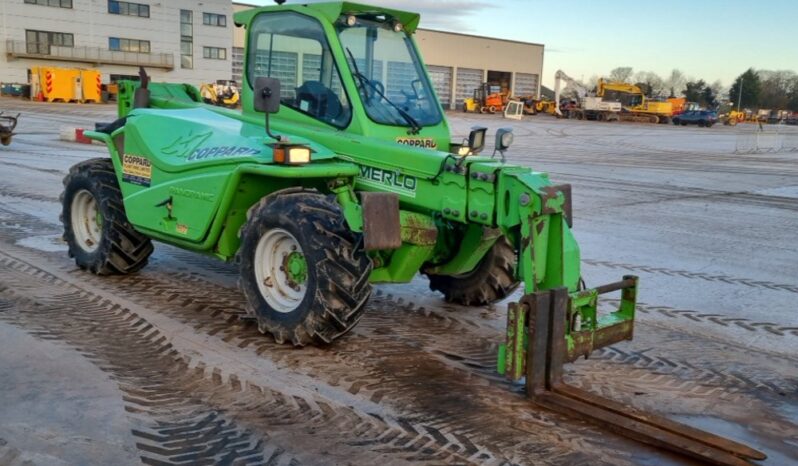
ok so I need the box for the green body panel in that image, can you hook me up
[424,225,499,276]
[370,210,437,282]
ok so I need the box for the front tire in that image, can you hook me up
[61,158,153,275]
[427,236,520,306]
[238,190,372,346]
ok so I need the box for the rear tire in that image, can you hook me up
[238,190,372,346]
[61,158,153,275]
[427,236,519,306]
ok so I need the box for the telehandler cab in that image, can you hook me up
[61,2,764,464]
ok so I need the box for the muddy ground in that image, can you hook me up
[0,97,796,466]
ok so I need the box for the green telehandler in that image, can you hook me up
[60,2,764,464]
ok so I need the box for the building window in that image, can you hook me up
[108,1,149,18]
[109,37,150,53]
[202,12,226,27]
[24,0,73,8]
[203,47,226,60]
[231,47,244,83]
[25,30,74,54]
[180,9,193,69]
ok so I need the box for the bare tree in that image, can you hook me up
[709,80,726,102]
[608,67,634,83]
[758,70,796,109]
[665,69,686,98]
[634,71,666,97]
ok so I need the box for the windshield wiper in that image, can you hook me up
[345,47,422,134]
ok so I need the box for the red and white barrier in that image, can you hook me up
[59,126,104,145]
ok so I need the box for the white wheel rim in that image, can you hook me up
[70,189,102,253]
[254,228,307,313]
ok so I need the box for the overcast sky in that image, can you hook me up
[244,0,798,89]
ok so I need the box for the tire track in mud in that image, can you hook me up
[2,200,794,395]
[2,214,795,463]
[586,259,798,296]
[0,242,631,466]
[0,286,276,465]
[550,174,798,213]
[0,437,33,466]
[0,186,59,203]
[12,243,795,463]
[0,251,507,466]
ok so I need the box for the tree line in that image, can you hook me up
[573,67,798,111]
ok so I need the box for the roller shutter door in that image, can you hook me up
[253,50,298,99]
[456,67,483,108]
[427,65,452,108]
[386,61,415,101]
[514,73,539,97]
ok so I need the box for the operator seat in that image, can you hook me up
[295,81,342,123]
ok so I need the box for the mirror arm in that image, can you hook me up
[265,112,281,142]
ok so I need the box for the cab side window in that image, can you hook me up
[248,12,351,128]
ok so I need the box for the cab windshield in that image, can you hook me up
[337,18,442,129]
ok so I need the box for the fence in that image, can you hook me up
[735,124,798,154]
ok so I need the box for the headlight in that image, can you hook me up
[495,128,513,151]
[273,145,312,165]
[468,126,487,154]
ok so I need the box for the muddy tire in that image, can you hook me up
[427,236,520,306]
[238,190,372,346]
[61,158,153,275]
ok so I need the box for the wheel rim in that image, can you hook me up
[70,189,102,253]
[254,228,308,313]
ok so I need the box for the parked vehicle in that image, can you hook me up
[0,112,19,145]
[673,110,718,127]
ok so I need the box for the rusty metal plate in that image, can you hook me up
[361,192,402,251]
[540,184,573,227]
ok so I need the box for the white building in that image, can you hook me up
[0,0,233,85]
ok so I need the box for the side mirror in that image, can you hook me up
[254,77,281,113]
[254,77,282,141]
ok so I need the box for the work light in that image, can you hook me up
[495,128,514,151]
[345,15,357,27]
[467,126,487,154]
[393,22,404,33]
[273,145,312,165]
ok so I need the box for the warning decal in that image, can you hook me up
[122,154,152,187]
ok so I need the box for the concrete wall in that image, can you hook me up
[414,29,543,79]
[0,0,232,86]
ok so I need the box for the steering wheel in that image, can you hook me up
[371,80,385,99]
[354,73,385,104]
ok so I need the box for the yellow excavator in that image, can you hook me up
[200,80,241,108]
[596,79,673,124]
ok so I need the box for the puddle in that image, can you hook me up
[673,414,797,465]
[16,234,67,253]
